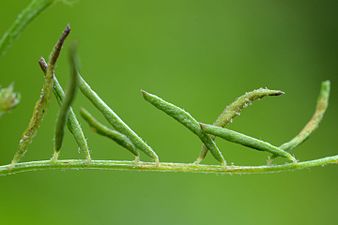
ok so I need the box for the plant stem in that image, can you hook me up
[0,155,337,176]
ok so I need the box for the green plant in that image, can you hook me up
[0,0,337,177]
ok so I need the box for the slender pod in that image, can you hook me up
[0,0,56,56]
[52,44,79,160]
[80,108,139,158]
[141,90,226,165]
[11,26,70,166]
[200,123,297,163]
[39,58,91,160]
[78,76,159,162]
[278,81,330,153]
[199,88,284,162]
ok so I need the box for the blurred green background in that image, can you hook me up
[0,0,337,224]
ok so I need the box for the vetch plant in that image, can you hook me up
[0,1,337,176]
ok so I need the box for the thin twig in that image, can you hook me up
[2,155,337,176]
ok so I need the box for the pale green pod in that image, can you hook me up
[39,57,91,161]
[199,88,284,162]
[11,26,70,166]
[200,123,297,163]
[0,0,56,56]
[78,76,159,162]
[141,90,226,165]
[52,44,79,160]
[80,108,139,157]
[278,81,330,153]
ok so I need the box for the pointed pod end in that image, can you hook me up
[270,90,285,96]
[140,89,151,100]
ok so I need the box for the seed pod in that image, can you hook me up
[52,43,79,160]
[39,57,91,161]
[11,25,70,166]
[200,123,297,163]
[78,76,159,163]
[0,0,56,56]
[199,88,284,162]
[279,81,330,152]
[141,90,226,165]
[80,108,138,158]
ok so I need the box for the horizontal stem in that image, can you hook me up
[1,155,337,176]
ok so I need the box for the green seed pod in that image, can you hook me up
[199,88,284,162]
[80,108,139,158]
[141,90,226,165]
[0,0,56,56]
[52,43,79,160]
[39,57,91,161]
[200,123,297,163]
[279,81,330,152]
[78,76,159,163]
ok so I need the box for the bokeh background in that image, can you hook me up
[0,0,337,224]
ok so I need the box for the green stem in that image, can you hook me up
[0,0,56,56]
[0,155,337,176]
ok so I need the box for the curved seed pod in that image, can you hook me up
[0,84,20,117]
[78,76,159,163]
[80,108,139,158]
[199,88,284,162]
[200,123,297,163]
[142,90,226,165]
[52,43,79,160]
[279,81,330,153]
[39,57,91,161]
[11,25,70,166]
[0,0,56,56]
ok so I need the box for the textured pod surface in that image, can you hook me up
[279,81,330,152]
[142,90,226,165]
[11,26,70,165]
[53,44,79,157]
[39,58,91,160]
[79,76,159,162]
[80,108,138,157]
[199,88,284,161]
[200,123,297,162]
